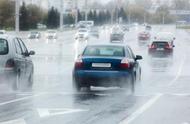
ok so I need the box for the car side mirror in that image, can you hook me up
[29,50,35,56]
[135,55,143,61]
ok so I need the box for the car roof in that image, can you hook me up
[151,40,170,43]
[0,34,14,40]
[0,35,17,46]
[86,43,128,48]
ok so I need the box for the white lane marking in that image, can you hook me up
[119,94,163,124]
[182,122,189,124]
[37,108,88,118]
[168,54,186,86]
[0,93,44,106]
[119,54,186,124]
[167,93,190,96]
[0,118,26,124]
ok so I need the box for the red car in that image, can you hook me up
[138,31,151,41]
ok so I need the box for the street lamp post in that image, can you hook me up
[15,0,20,33]
[85,0,88,21]
[162,14,165,24]
[60,0,64,30]
[128,9,131,25]
[111,10,114,24]
[75,0,78,25]
[144,13,146,24]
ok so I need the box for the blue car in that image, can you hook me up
[72,44,142,92]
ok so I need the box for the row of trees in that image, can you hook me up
[19,3,113,30]
[0,0,14,29]
[0,0,190,30]
[19,3,45,30]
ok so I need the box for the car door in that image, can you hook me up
[13,38,26,79]
[17,38,33,79]
[127,47,140,80]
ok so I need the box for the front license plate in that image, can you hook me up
[92,63,111,68]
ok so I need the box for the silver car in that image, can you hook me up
[0,35,35,90]
[28,31,41,39]
[46,30,57,39]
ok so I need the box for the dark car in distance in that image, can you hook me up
[148,40,175,57]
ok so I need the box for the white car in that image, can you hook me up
[46,30,57,39]
[0,35,35,90]
[28,31,41,39]
[75,29,89,41]
[0,30,6,35]
[110,26,125,42]
[89,28,99,38]
[111,26,124,34]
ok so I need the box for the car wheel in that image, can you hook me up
[138,69,142,82]
[27,72,34,90]
[72,77,82,92]
[13,71,20,91]
[127,74,135,94]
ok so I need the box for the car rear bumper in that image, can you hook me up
[111,37,123,41]
[73,70,131,86]
[148,49,173,57]
[78,37,87,40]
[138,37,149,40]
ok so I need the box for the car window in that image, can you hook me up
[83,46,125,57]
[18,38,28,53]
[79,30,87,32]
[14,38,22,55]
[0,39,8,55]
[152,42,169,48]
[127,47,135,59]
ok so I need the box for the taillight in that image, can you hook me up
[5,59,15,68]
[120,58,130,69]
[75,56,83,69]
[165,43,172,49]
[149,44,156,49]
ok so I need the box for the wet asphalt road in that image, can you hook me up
[0,25,190,124]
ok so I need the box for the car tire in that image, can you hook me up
[27,72,34,91]
[138,69,142,82]
[13,71,20,91]
[127,74,135,94]
[72,77,82,92]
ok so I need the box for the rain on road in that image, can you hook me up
[0,25,190,124]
